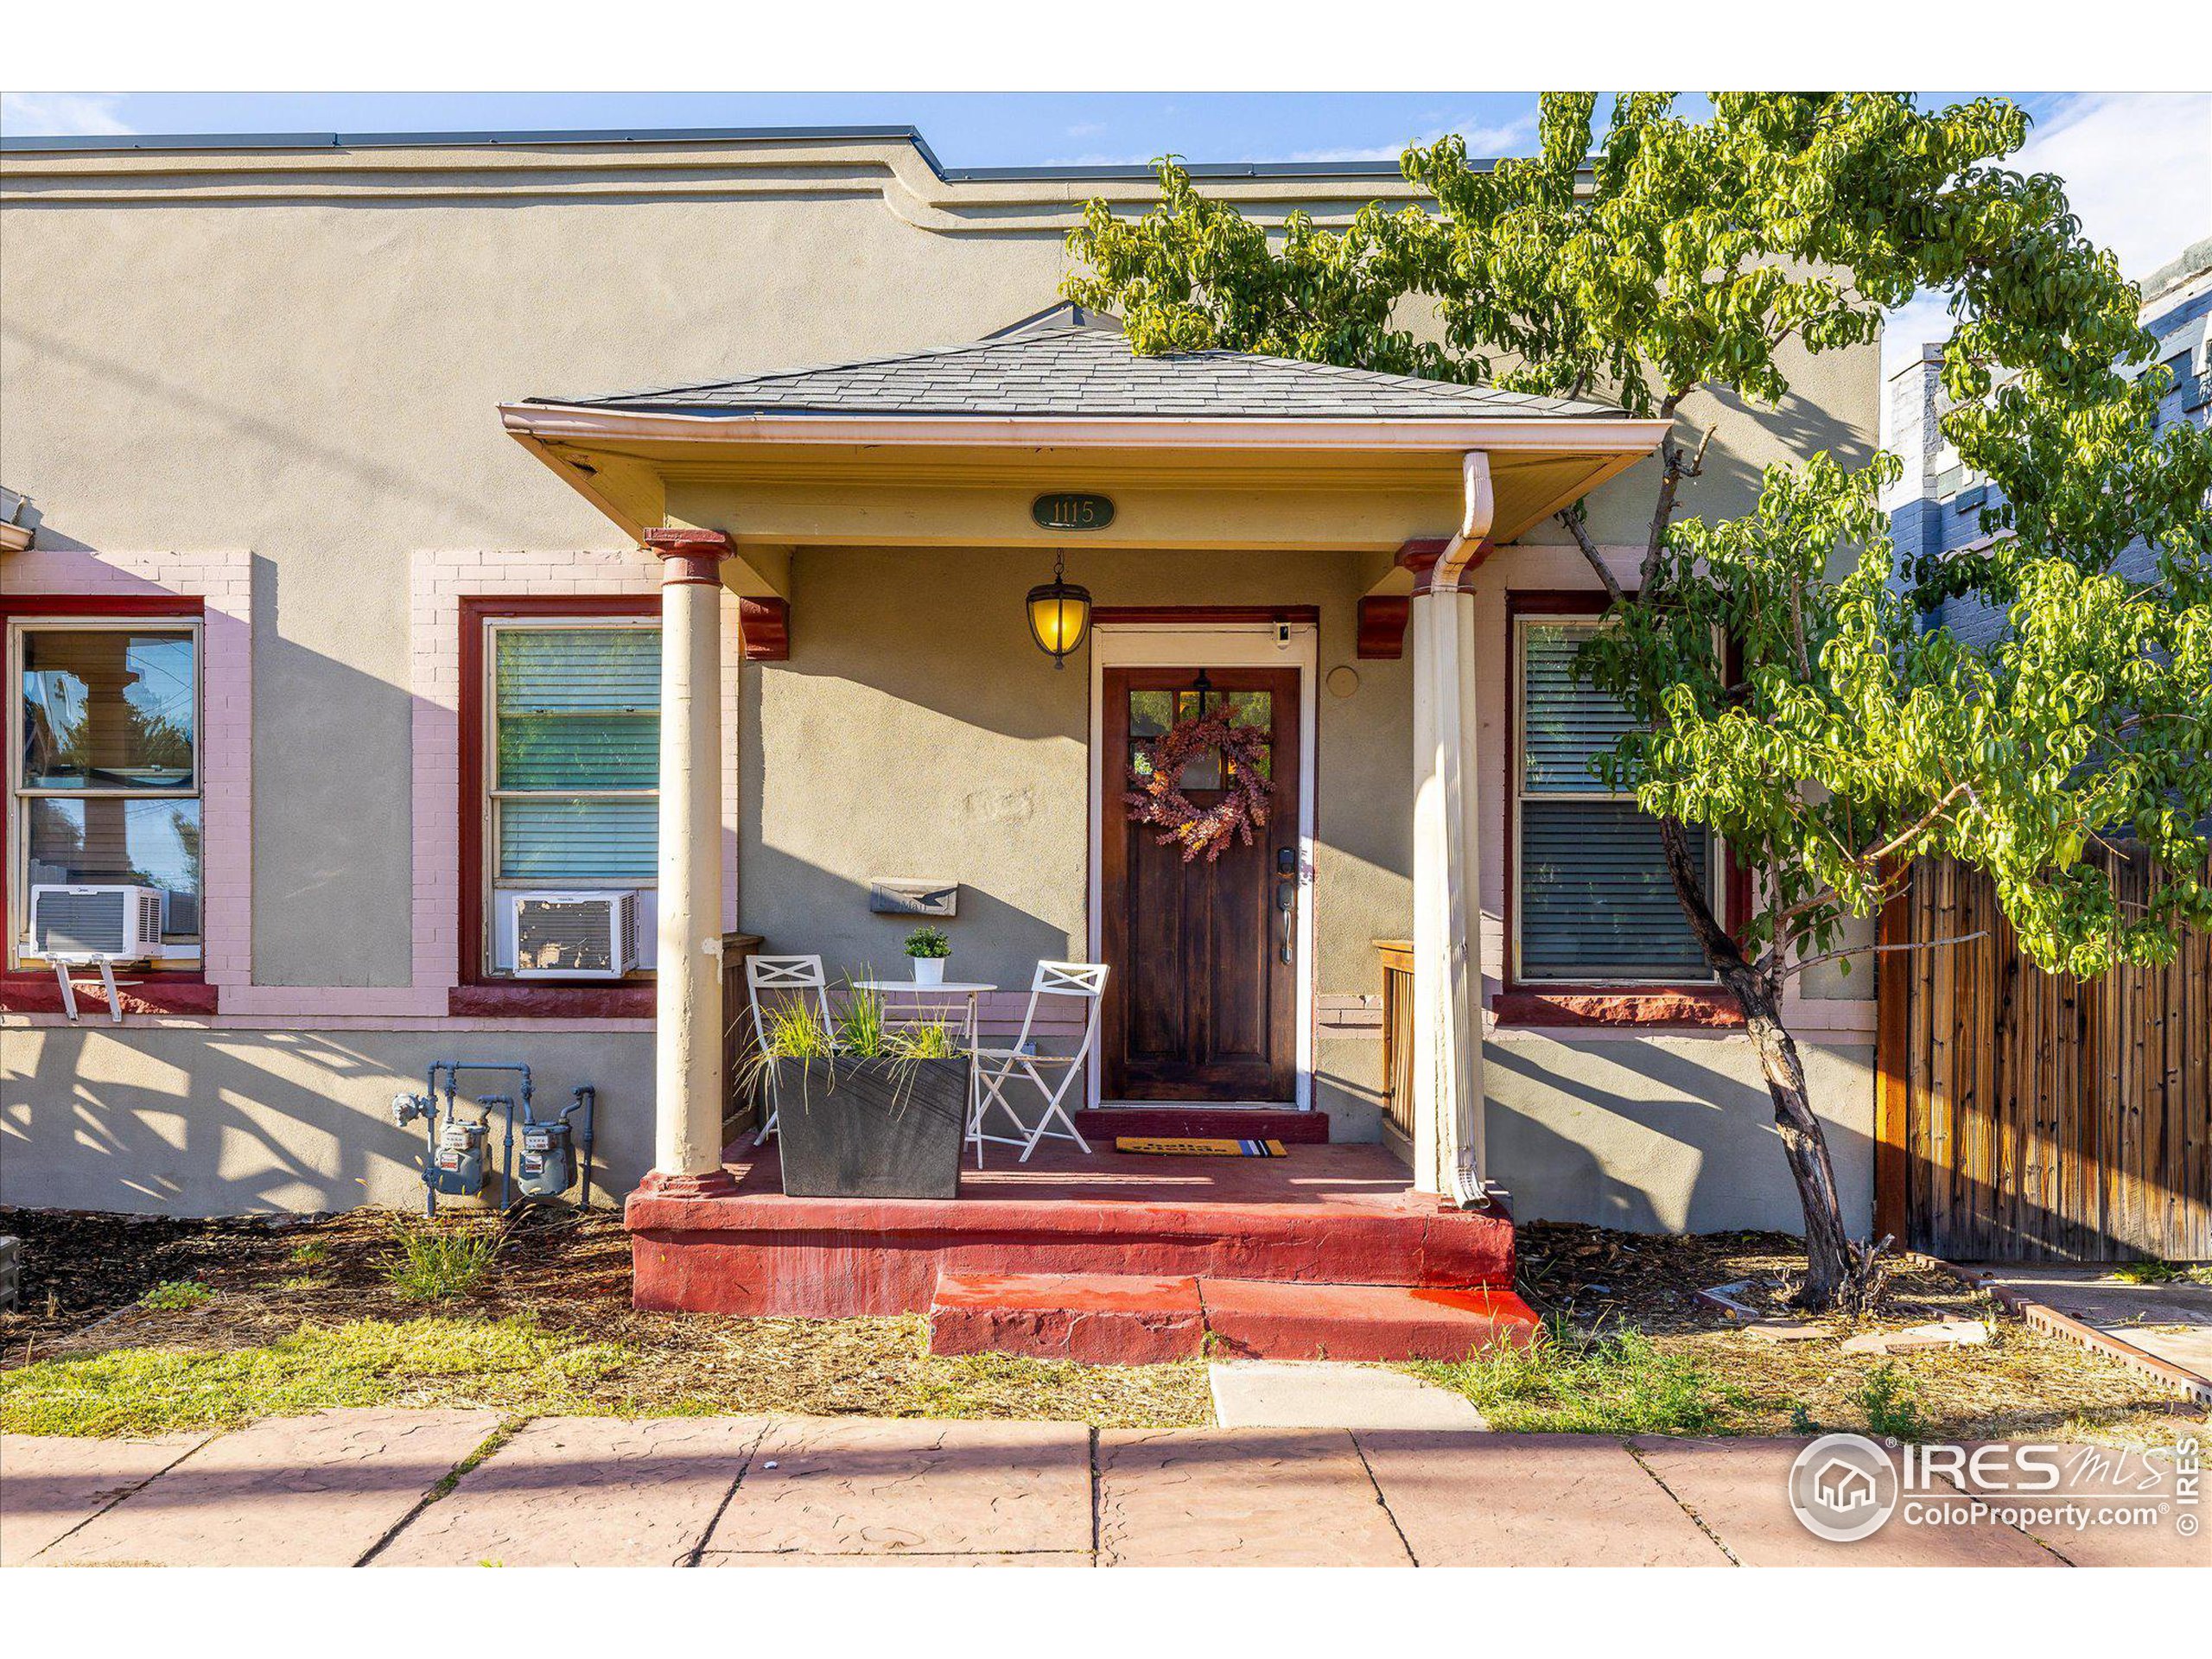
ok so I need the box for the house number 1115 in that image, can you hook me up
[1032,493,1115,531]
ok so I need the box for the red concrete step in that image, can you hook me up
[1071,1108,1331,1145]
[923,1268,1540,1365]
[1198,1279,1541,1363]
[929,1270,1205,1364]
[632,1144,1515,1319]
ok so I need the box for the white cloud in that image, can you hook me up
[0,92,134,137]
[1286,112,1538,166]
[1883,92,2212,376]
[2016,92,2210,280]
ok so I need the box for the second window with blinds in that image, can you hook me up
[1512,612,1716,985]
[485,618,660,975]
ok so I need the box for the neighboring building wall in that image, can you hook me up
[3,132,1878,1230]
[1888,238,2212,647]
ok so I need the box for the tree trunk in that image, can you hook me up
[1656,820,1859,1309]
[1732,973,1855,1308]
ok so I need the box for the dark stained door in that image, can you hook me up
[1103,667,1300,1101]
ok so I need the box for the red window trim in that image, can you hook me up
[458,595,662,1002]
[2,594,213,997]
[1498,589,1746,1029]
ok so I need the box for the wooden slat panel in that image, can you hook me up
[1897,850,2212,1261]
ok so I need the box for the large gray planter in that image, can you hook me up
[771,1056,967,1199]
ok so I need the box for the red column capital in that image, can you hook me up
[644,527,734,586]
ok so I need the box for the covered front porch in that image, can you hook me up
[499,305,1667,1357]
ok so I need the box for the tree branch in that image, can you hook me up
[1555,506,1624,603]
[1782,931,1990,982]
[1639,391,1694,594]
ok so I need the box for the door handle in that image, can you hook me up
[1274,849,1298,965]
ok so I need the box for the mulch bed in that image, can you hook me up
[1513,1221,2202,1446]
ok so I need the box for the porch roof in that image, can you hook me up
[499,305,1669,568]
[528,305,1628,424]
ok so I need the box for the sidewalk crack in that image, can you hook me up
[1623,1440,1739,1566]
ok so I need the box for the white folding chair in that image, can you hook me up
[746,954,836,1145]
[969,961,1109,1164]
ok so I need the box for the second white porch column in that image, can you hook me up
[1409,581,1485,1202]
[642,527,736,1198]
[1408,452,1494,1205]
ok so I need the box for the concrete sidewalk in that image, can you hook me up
[3,1411,2202,1568]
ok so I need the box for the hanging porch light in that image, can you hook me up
[1026,550,1092,669]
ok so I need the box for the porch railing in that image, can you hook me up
[1375,938,1415,1145]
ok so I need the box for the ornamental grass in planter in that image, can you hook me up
[744,982,967,1199]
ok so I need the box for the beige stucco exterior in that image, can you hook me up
[1,131,1879,1230]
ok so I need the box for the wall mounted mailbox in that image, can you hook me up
[869,879,959,918]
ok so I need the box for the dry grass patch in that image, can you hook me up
[0,1205,1210,1436]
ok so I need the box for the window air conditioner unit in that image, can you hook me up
[29,884,166,963]
[508,890,639,979]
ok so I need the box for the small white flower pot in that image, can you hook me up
[911,956,946,987]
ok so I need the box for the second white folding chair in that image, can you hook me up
[745,953,836,1146]
[969,960,1109,1164]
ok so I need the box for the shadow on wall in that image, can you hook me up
[255,552,417,988]
[1484,1034,1877,1236]
[0,1027,653,1217]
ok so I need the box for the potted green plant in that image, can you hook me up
[904,924,950,986]
[745,981,966,1199]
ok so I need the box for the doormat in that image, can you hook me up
[1114,1136,1288,1158]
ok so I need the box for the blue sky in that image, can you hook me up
[6,90,2205,377]
[0,90,2079,168]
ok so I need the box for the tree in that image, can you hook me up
[1065,93,2212,1306]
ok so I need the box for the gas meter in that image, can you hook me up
[429,1116,489,1197]
[515,1119,577,1199]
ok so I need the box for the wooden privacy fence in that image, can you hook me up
[1878,853,2212,1262]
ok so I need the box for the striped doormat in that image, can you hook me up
[1113,1136,1288,1158]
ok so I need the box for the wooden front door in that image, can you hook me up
[1102,666,1301,1101]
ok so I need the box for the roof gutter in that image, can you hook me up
[499,402,1672,456]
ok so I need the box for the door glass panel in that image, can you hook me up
[1128,689,1173,778]
[1128,686,1278,791]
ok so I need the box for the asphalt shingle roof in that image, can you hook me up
[536,312,1625,423]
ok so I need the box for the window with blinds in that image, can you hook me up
[488,620,659,918]
[1515,618,1713,983]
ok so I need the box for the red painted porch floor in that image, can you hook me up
[626,1141,1537,1363]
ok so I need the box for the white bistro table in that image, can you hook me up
[850,979,1014,1164]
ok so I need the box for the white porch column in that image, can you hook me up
[1408,454,1494,1205]
[642,527,737,1198]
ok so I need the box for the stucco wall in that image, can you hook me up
[1487,1033,1875,1234]
[1,134,1883,1233]
[1,1026,652,1215]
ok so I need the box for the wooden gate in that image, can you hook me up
[1878,854,2211,1262]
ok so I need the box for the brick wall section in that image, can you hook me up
[3,544,252,988]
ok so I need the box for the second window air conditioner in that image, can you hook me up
[507,890,639,979]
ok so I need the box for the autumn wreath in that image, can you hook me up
[1125,707,1274,862]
